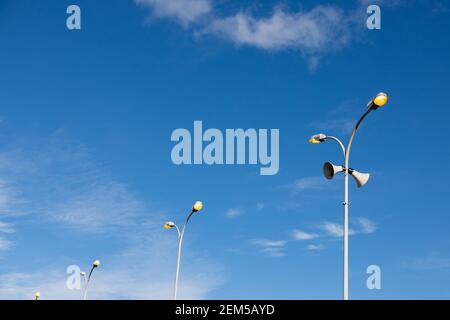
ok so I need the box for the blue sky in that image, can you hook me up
[0,0,450,299]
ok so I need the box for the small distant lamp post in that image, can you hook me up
[164,201,204,300]
[83,259,101,300]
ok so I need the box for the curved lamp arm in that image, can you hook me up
[324,136,346,158]
[344,109,372,169]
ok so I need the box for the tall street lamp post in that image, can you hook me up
[82,259,101,300]
[308,92,389,300]
[164,201,204,300]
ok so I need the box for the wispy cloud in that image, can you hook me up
[0,221,14,234]
[203,6,350,51]
[0,131,223,298]
[320,221,353,238]
[292,229,319,240]
[0,237,13,251]
[431,1,449,14]
[0,133,146,233]
[287,176,329,194]
[0,221,15,252]
[250,239,287,257]
[319,218,376,238]
[406,254,450,271]
[135,0,212,26]
[355,217,376,234]
[225,208,244,219]
[0,224,224,299]
[135,1,403,68]
[310,118,357,135]
[305,244,325,251]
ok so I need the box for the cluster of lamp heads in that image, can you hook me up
[308,92,389,188]
[164,201,203,230]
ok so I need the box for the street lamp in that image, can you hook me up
[164,201,204,300]
[35,291,41,300]
[308,92,389,300]
[82,259,101,300]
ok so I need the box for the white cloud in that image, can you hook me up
[319,218,375,238]
[134,1,406,68]
[310,118,357,135]
[0,134,146,233]
[250,239,287,247]
[135,0,212,26]
[0,132,223,298]
[289,176,328,194]
[0,221,14,234]
[256,203,265,211]
[202,6,351,55]
[320,222,356,238]
[0,233,223,299]
[0,237,13,251]
[407,254,450,271]
[305,244,325,251]
[292,229,319,240]
[250,238,287,257]
[355,217,376,234]
[225,208,244,219]
[259,247,286,257]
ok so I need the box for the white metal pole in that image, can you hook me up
[342,108,372,300]
[343,167,349,300]
[83,267,94,301]
[173,230,184,300]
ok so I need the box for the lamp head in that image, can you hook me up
[308,133,327,144]
[368,92,388,110]
[92,260,100,268]
[35,292,41,300]
[192,201,203,212]
[164,221,175,229]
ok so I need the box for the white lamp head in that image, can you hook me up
[309,133,327,144]
[192,201,203,212]
[164,221,175,229]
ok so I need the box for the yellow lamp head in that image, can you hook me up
[192,201,203,212]
[35,292,41,299]
[164,221,175,229]
[93,260,100,268]
[308,138,321,144]
[373,92,388,107]
[308,133,326,144]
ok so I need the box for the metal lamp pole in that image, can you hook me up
[164,201,203,300]
[83,260,100,300]
[309,93,388,300]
